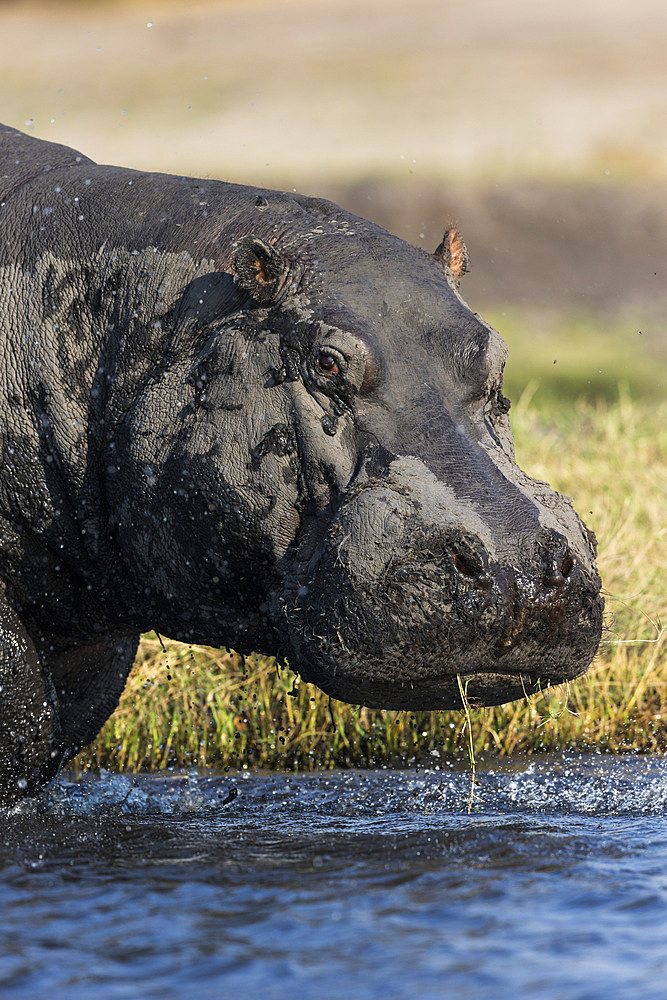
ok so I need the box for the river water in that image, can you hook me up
[2,755,667,999]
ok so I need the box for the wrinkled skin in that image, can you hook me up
[0,125,603,804]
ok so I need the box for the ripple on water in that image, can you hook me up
[2,757,667,1000]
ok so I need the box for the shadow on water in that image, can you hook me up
[3,756,667,1000]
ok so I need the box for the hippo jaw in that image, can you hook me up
[272,456,604,711]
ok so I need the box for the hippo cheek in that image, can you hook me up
[274,471,604,711]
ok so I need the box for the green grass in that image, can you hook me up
[74,374,667,774]
[489,309,665,407]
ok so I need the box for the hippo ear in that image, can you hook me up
[231,236,288,304]
[433,228,469,285]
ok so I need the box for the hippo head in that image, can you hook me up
[111,198,603,710]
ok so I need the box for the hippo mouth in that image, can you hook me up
[277,566,603,711]
[278,586,603,711]
[273,457,604,711]
[307,653,598,713]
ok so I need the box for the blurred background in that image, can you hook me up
[1,0,665,404]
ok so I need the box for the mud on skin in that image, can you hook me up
[0,124,603,804]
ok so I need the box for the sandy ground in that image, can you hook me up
[1,0,665,311]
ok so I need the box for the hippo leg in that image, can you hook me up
[47,636,140,764]
[0,594,61,807]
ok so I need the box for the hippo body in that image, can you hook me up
[0,125,603,803]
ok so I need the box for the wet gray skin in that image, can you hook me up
[0,125,603,802]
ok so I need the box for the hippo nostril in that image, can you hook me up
[448,535,490,584]
[451,550,478,578]
[539,531,575,589]
[543,549,574,589]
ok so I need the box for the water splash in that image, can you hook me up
[8,753,667,820]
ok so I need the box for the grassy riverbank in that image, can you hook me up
[74,320,666,771]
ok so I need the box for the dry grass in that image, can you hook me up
[75,388,666,773]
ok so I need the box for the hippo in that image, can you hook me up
[0,124,603,804]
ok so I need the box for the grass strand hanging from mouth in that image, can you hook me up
[457,674,477,814]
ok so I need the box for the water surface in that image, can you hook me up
[3,755,667,999]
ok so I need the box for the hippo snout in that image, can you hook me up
[275,457,604,710]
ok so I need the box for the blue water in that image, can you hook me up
[3,756,667,999]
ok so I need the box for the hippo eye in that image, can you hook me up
[316,351,340,376]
